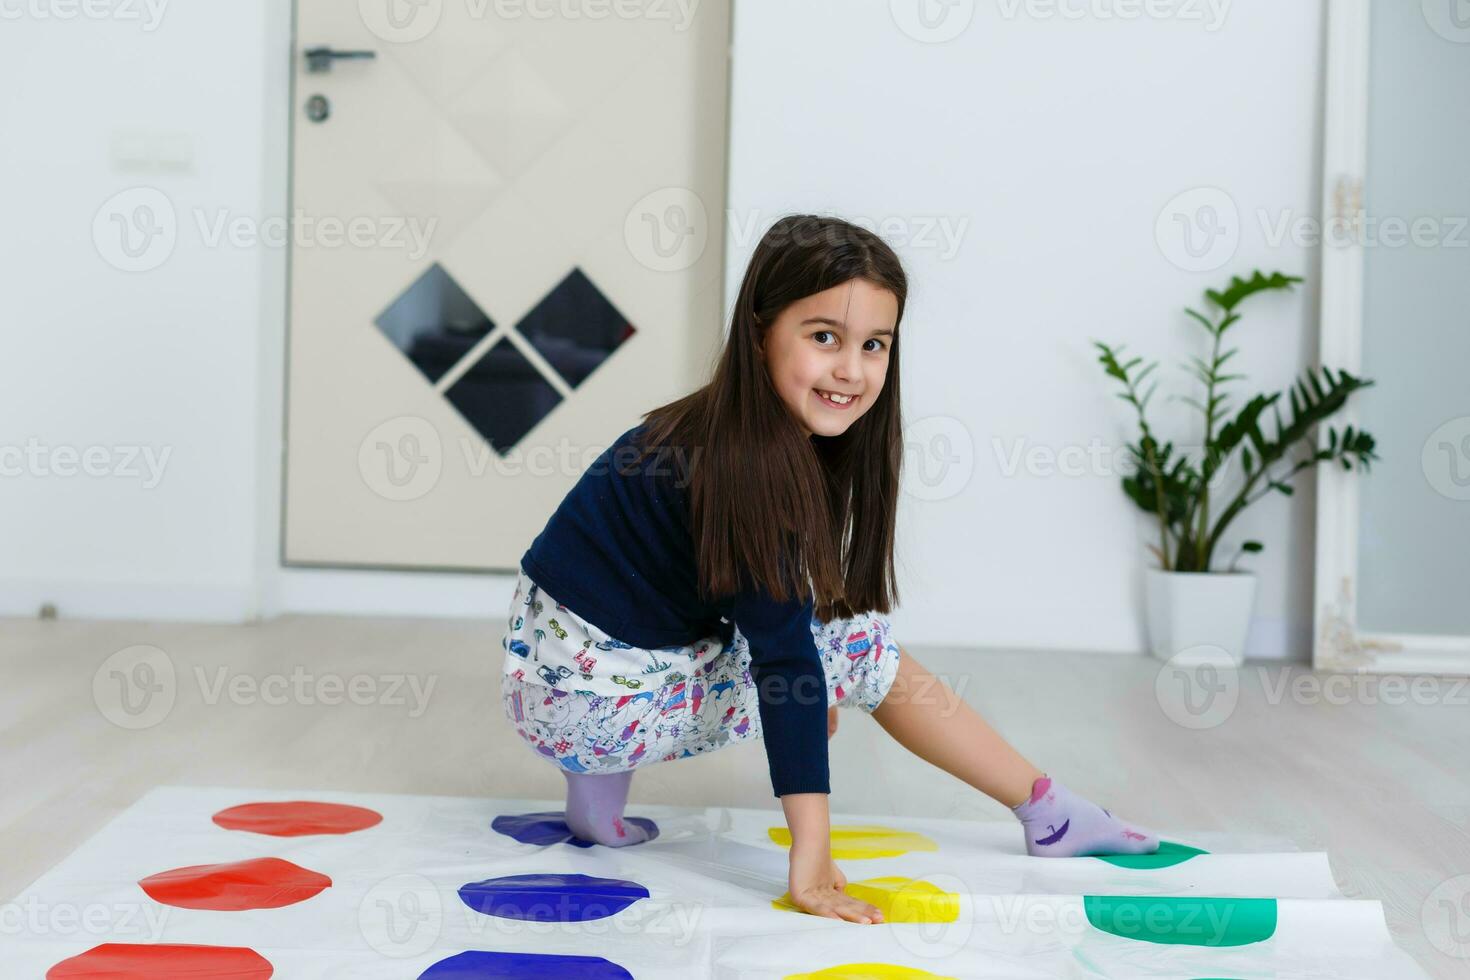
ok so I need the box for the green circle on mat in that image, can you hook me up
[1095,840,1208,869]
[1083,895,1277,946]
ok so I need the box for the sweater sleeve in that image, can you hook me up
[730,583,830,797]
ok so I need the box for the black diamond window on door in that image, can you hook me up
[374,263,495,384]
[444,336,562,454]
[372,264,636,458]
[516,268,636,388]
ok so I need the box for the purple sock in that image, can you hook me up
[562,771,653,847]
[1011,775,1159,857]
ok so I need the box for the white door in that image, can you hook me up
[284,1,729,570]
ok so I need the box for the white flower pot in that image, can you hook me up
[1143,568,1257,666]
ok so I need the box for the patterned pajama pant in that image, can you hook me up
[501,612,903,776]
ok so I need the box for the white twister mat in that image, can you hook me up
[1,785,1430,978]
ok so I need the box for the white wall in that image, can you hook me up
[1,0,1327,660]
[1,4,276,619]
[724,0,1327,658]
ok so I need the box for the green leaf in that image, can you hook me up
[1242,541,1264,553]
[1184,308,1215,334]
[1206,270,1305,313]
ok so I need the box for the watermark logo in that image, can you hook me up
[1423,873,1470,958]
[890,0,974,43]
[93,645,177,730]
[890,871,974,957]
[1422,416,1470,501]
[1155,187,1239,272]
[903,416,975,501]
[1422,0,1470,43]
[359,416,443,501]
[1153,645,1240,730]
[360,874,443,957]
[93,187,176,272]
[359,0,443,42]
[625,187,708,272]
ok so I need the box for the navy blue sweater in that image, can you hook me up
[519,422,829,797]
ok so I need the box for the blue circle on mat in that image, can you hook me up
[418,950,634,978]
[459,872,650,922]
[491,811,659,848]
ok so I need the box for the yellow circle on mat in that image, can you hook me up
[773,876,960,923]
[786,963,957,979]
[767,825,939,859]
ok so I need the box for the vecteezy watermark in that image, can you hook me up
[359,416,444,503]
[1423,873,1470,959]
[1259,209,1470,251]
[1156,658,1470,731]
[359,874,443,958]
[94,645,177,730]
[356,0,701,43]
[995,0,1231,30]
[728,208,971,262]
[889,0,975,43]
[92,186,436,272]
[456,895,705,945]
[0,896,170,941]
[1422,416,1470,501]
[904,416,975,502]
[463,438,702,485]
[988,894,1238,944]
[362,414,973,503]
[1157,187,1470,272]
[1259,670,1470,709]
[1153,646,1241,731]
[92,645,441,730]
[1422,0,1470,44]
[625,187,708,273]
[193,665,438,718]
[1155,187,1240,273]
[358,421,709,502]
[93,187,177,272]
[0,439,171,488]
[890,872,976,959]
[0,0,168,30]
[991,436,1233,489]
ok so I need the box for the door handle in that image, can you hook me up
[304,47,377,73]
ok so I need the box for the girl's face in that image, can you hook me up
[758,278,897,438]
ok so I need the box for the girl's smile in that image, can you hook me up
[814,388,859,409]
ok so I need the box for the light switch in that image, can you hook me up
[109,130,195,175]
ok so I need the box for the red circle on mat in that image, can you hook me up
[139,857,331,911]
[47,943,273,979]
[212,801,382,837]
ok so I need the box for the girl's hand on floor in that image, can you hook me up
[827,705,839,739]
[787,844,884,924]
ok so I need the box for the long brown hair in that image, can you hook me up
[638,214,908,621]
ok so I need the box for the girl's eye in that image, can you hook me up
[813,331,887,351]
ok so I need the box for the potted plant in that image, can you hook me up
[1094,271,1377,666]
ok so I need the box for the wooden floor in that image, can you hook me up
[2,614,1464,977]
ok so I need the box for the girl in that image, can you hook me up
[501,214,1158,925]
